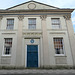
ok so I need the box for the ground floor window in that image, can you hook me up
[53,38,64,54]
[4,38,12,55]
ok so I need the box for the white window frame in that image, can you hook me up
[53,38,65,56]
[2,38,12,56]
[6,19,14,30]
[28,18,36,29]
[51,18,60,29]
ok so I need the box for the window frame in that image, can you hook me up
[51,18,61,29]
[6,19,14,30]
[2,38,13,56]
[28,18,36,29]
[53,37,65,56]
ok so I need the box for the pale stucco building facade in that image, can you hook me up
[0,0,75,68]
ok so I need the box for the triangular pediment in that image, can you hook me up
[7,1,59,10]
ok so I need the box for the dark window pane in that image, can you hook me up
[4,38,12,55]
[51,18,60,29]
[53,38,64,54]
[5,47,10,54]
[28,18,36,29]
[7,19,14,30]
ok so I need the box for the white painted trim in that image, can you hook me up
[55,54,66,56]
[2,38,5,56]
[53,37,66,56]
[1,55,11,57]
[62,38,66,55]
[25,45,27,67]
[40,37,43,67]
[38,44,40,67]
[2,38,12,56]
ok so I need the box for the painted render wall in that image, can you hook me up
[0,14,74,67]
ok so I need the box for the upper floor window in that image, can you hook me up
[4,38,12,55]
[53,38,64,54]
[51,18,60,29]
[28,18,36,29]
[6,19,14,30]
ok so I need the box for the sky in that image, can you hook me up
[0,0,75,32]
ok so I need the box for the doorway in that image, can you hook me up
[27,45,38,67]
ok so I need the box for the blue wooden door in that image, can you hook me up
[27,45,38,67]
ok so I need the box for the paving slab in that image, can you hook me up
[0,69,75,74]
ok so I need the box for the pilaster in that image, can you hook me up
[63,14,71,20]
[0,16,3,20]
[16,15,24,66]
[64,14,75,65]
[40,15,47,20]
[40,15,50,67]
[0,16,3,29]
[18,15,24,21]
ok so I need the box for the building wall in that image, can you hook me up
[0,16,18,66]
[0,14,74,67]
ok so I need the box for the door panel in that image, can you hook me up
[27,45,38,67]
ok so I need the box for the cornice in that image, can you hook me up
[0,9,73,16]
[0,9,74,13]
[50,32,66,34]
[2,33,16,35]
[23,32,42,38]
